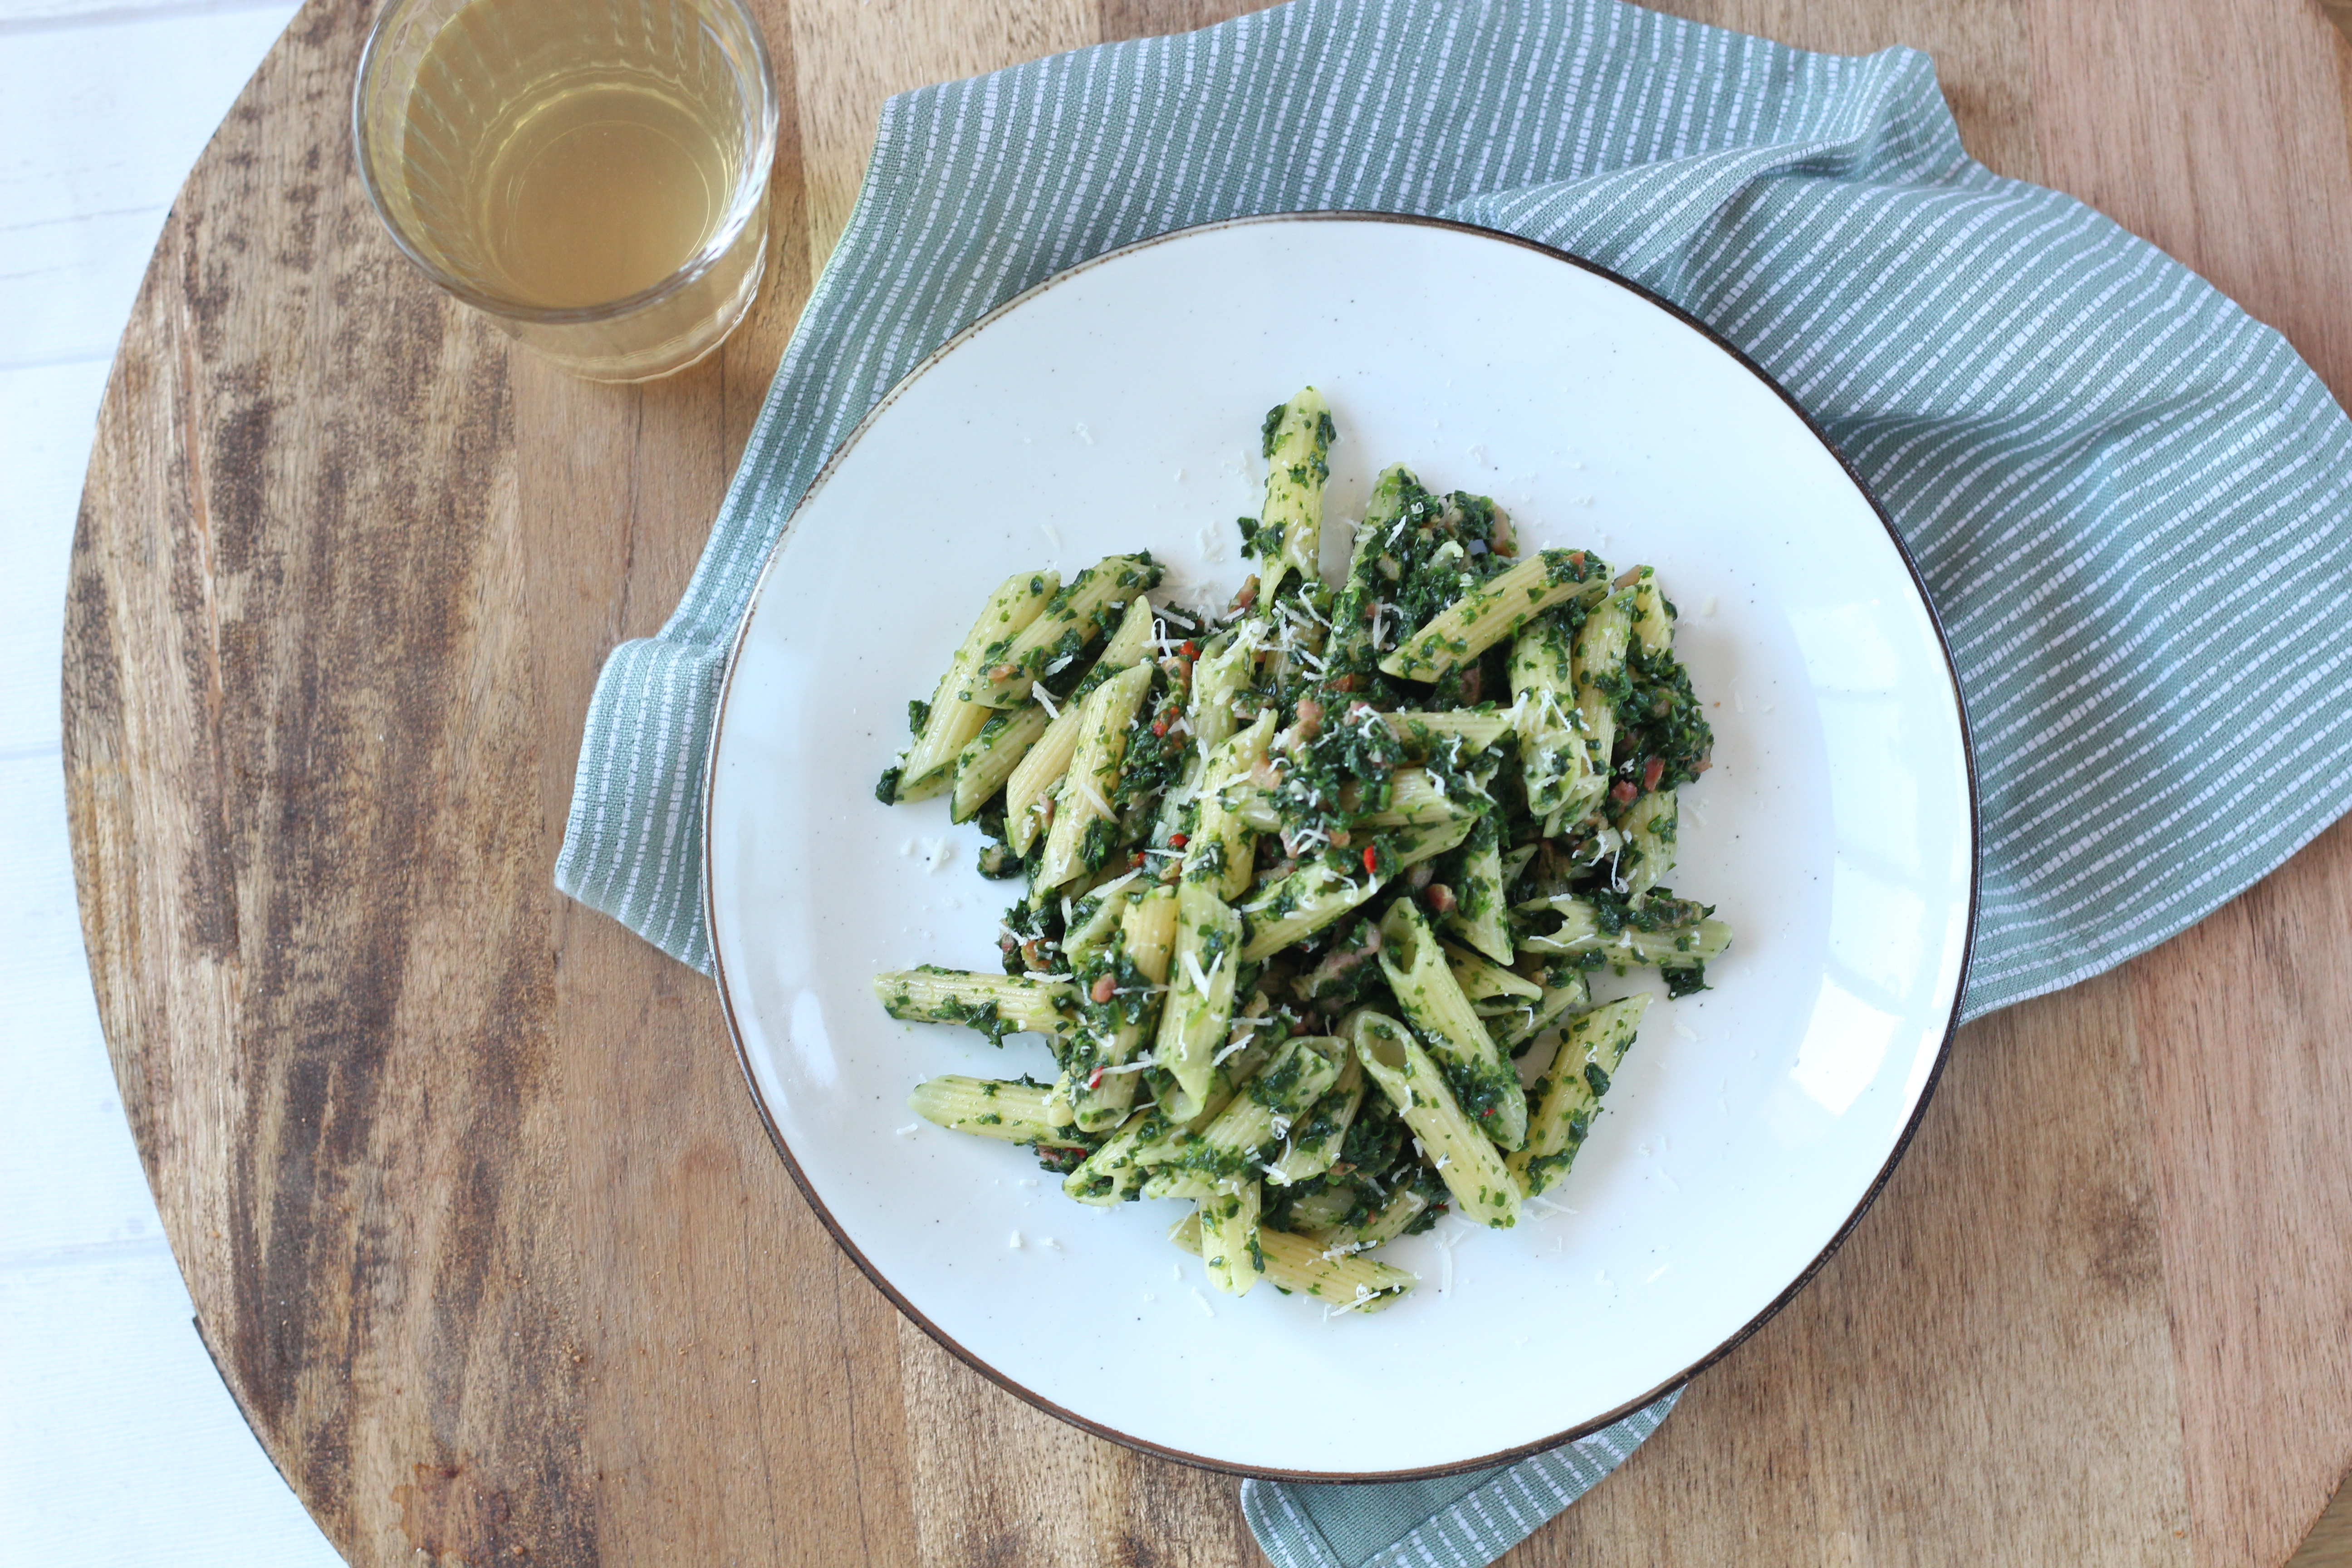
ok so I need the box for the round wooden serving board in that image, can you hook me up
[63,0,2352,1563]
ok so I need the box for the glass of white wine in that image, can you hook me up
[354,0,778,382]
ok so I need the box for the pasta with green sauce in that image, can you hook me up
[871,390,1728,1314]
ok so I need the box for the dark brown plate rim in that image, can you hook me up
[701,209,1982,1484]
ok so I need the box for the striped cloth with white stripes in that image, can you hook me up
[554,1,2352,1562]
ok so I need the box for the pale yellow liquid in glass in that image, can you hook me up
[399,0,748,311]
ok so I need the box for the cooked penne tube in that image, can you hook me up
[1141,1035,1344,1200]
[907,1076,1086,1152]
[1489,972,1593,1055]
[1063,1033,1274,1205]
[1240,853,1385,962]
[874,967,1075,1042]
[1059,884,1178,1132]
[1566,584,1635,821]
[1325,464,1415,679]
[1197,1183,1264,1295]
[1383,709,1515,754]
[973,553,1161,708]
[1509,618,1596,822]
[1003,597,1158,855]
[1518,893,1732,975]
[1254,387,1334,608]
[951,703,1051,823]
[895,570,1058,800]
[1348,1009,1519,1228]
[1265,1052,1365,1186]
[1443,940,1541,1002]
[1184,712,1276,901]
[1310,1185,1430,1258]
[1379,548,1612,683]
[1153,880,1243,1111]
[1626,566,1672,655]
[1509,995,1649,1196]
[1438,814,1514,965]
[1616,786,1676,897]
[1170,1213,1414,1312]
[1034,662,1154,892]
[1376,898,1525,1149]
[1188,622,1262,754]
[1351,767,1479,828]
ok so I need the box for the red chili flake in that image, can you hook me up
[1362,845,1380,874]
[1168,833,1189,849]
[1567,550,1586,570]
[1089,973,1117,1004]
[1611,780,1638,805]
[1129,849,1147,868]
[1086,1065,1105,1089]
[1480,1106,1496,1117]
[1152,719,1169,736]
[1642,755,1665,792]
[1181,640,1200,660]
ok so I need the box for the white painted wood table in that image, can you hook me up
[0,0,339,1560]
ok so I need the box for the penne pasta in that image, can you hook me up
[1509,995,1650,1197]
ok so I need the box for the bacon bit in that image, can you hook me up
[1611,780,1639,805]
[1020,939,1048,968]
[1180,640,1200,660]
[1328,828,1352,849]
[1090,973,1118,1004]
[1642,755,1665,792]
[988,662,1020,681]
[1425,883,1457,915]
[1230,578,1259,612]
[1566,550,1585,570]
[1168,833,1190,849]
[1615,567,1644,589]
[1362,845,1380,875]
[1086,1065,1106,1089]
[1152,719,1169,736]
[1329,673,1361,692]
[1294,697,1325,739]
[1493,517,1516,554]
[1328,1161,1354,1177]
[1694,750,1714,775]
[1408,862,1435,891]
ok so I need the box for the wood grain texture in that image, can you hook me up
[60,0,2352,1565]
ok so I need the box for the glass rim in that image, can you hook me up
[350,0,780,327]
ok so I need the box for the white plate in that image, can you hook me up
[705,214,1975,1479]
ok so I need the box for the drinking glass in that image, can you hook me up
[354,0,778,382]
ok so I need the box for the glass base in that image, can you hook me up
[500,210,769,382]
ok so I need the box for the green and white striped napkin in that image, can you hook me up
[555,1,2352,1561]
